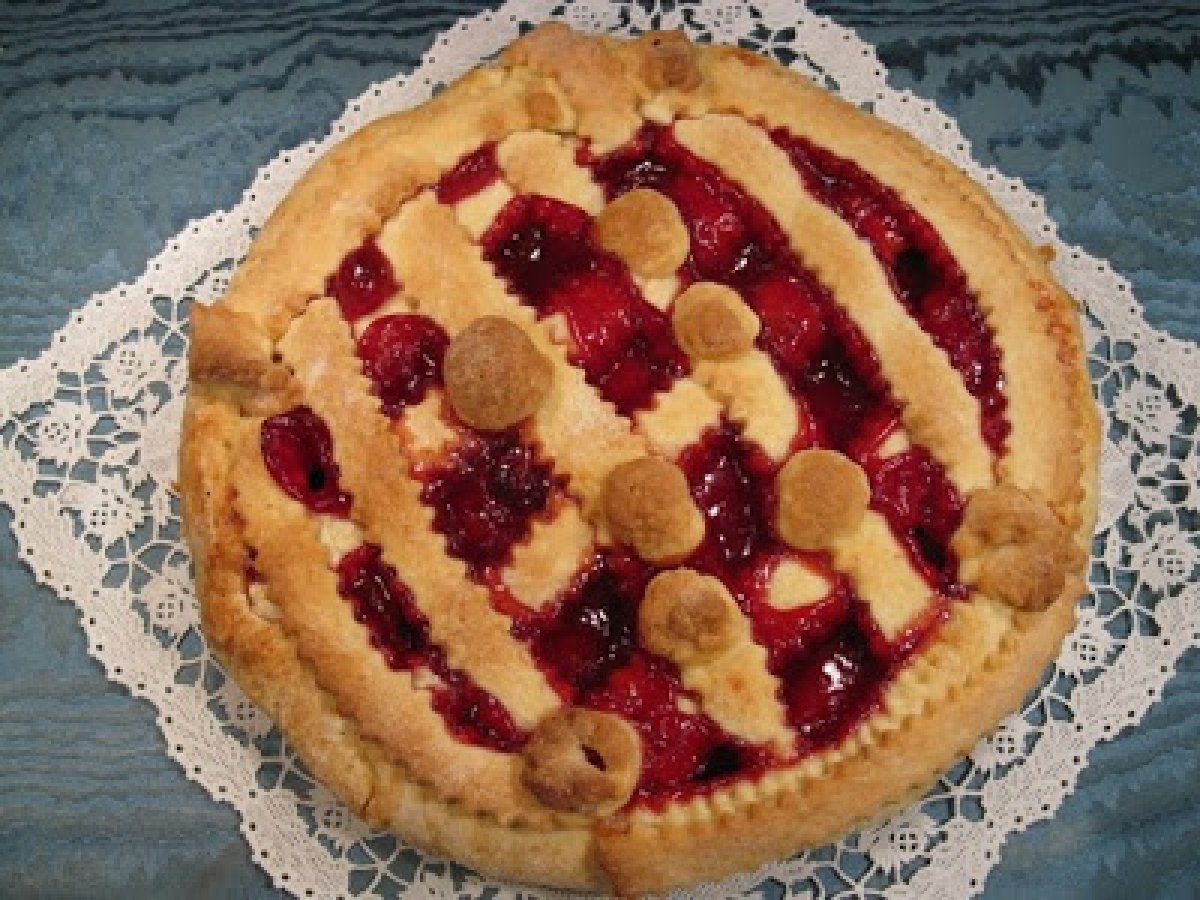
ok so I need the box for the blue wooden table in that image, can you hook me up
[2,2,1197,897]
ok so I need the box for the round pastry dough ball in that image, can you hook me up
[521,709,641,815]
[640,568,740,664]
[952,484,1084,611]
[776,449,870,550]
[672,282,760,360]
[444,316,552,431]
[592,188,690,278]
[603,456,704,564]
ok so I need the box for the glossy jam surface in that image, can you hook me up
[772,130,1009,452]
[337,544,525,751]
[782,624,884,753]
[589,652,771,802]
[520,553,647,698]
[326,239,399,322]
[676,425,891,751]
[517,553,766,801]
[481,194,688,414]
[591,126,899,456]
[592,127,966,570]
[867,448,965,593]
[679,423,778,590]
[260,406,351,516]
[356,314,449,416]
[337,544,430,670]
[419,432,560,575]
[436,143,501,204]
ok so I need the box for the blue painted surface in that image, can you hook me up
[1,2,1197,897]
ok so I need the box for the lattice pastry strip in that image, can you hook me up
[691,354,800,463]
[674,114,993,495]
[697,60,1094,519]
[229,420,558,825]
[493,123,803,467]
[502,504,594,611]
[377,190,647,520]
[277,297,560,726]
[497,131,606,214]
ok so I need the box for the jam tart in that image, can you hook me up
[181,24,1099,895]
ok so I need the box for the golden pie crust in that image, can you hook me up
[180,24,1100,896]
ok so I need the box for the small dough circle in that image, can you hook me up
[951,484,1084,611]
[521,709,641,815]
[776,449,870,550]
[593,188,690,278]
[640,568,741,664]
[444,316,552,431]
[672,282,760,360]
[603,456,705,564]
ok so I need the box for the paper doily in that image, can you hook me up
[1,1,1197,897]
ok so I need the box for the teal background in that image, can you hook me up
[1,2,1197,897]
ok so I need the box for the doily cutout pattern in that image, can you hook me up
[1,1,1197,897]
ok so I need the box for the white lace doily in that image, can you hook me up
[2,1,1197,897]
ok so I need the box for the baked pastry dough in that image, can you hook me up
[180,24,1099,895]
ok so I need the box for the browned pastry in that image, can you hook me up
[180,23,1099,895]
[639,568,741,662]
[672,281,760,360]
[444,315,553,430]
[776,448,872,550]
[953,484,1087,611]
[603,456,705,564]
[521,708,642,815]
[593,187,691,278]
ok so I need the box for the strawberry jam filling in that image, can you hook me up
[436,143,501,204]
[591,126,965,568]
[326,238,399,322]
[419,431,562,576]
[675,424,937,757]
[771,130,1009,452]
[480,194,688,414]
[337,544,525,752]
[590,126,899,453]
[782,623,885,753]
[516,552,769,802]
[589,652,773,803]
[866,448,966,595]
[356,313,449,416]
[260,406,351,516]
[518,551,649,698]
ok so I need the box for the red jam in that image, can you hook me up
[436,143,501,204]
[587,651,771,802]
[480,194,688,414]
[419,431,561,575]
[590,126,900,456]
[749,580,855,674]
[356,314,449,417]
[297,124,995,801]
[260,406,351,516]
[591,128,967,567]
[337,544,525,751]
[518,552,648,697]
[671,422,940,757]
[781,624,884,754]
[518,552,768,801]
[679,423,779,593]
[771,130,1009,452]
[866,447,966,594]
[326,238,399,322]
